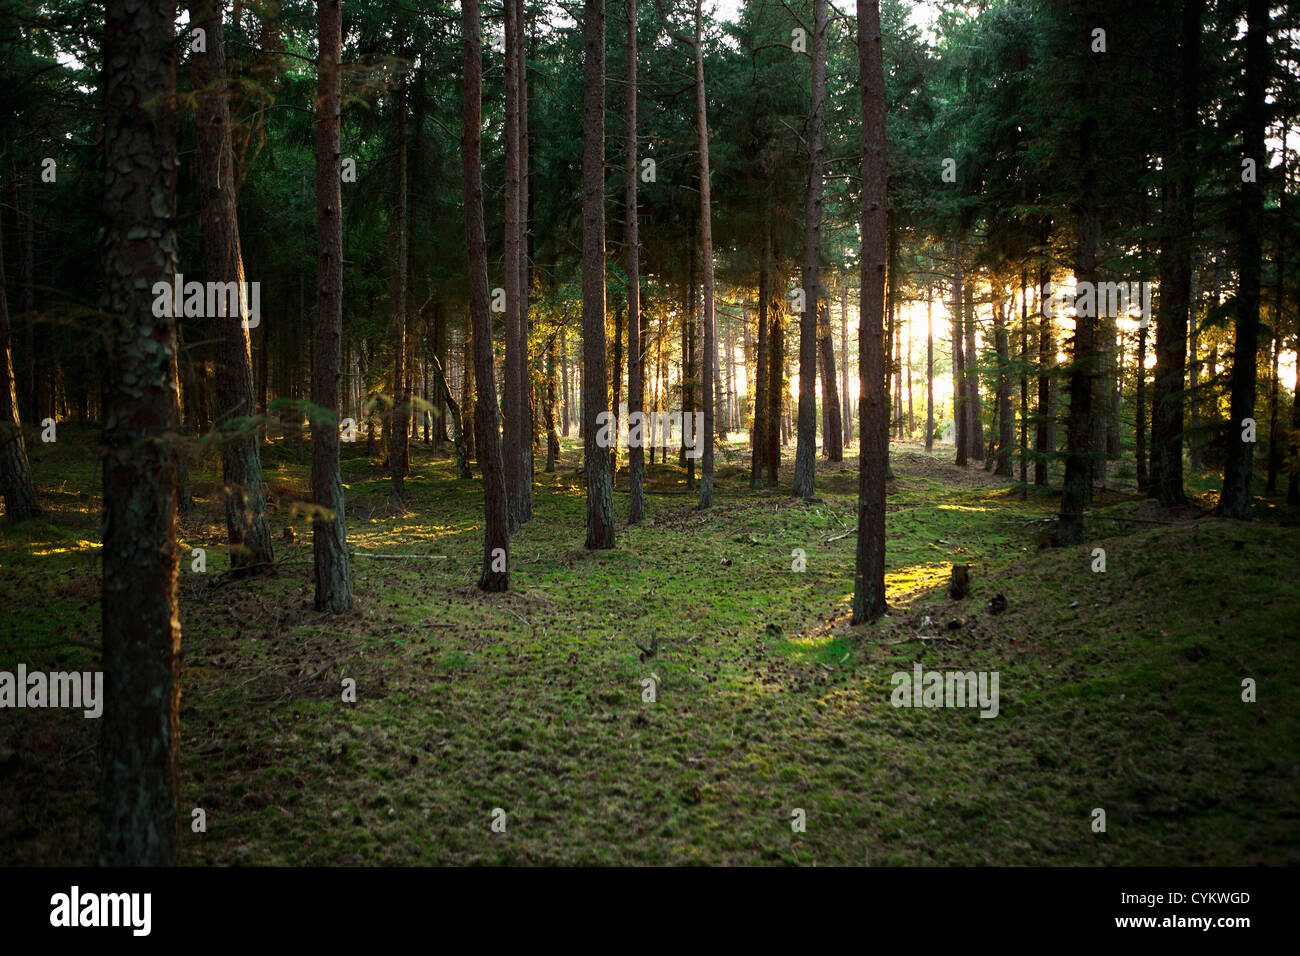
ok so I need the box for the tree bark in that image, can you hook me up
[853,0,888,625]
[1058,7,1102,547]
[462,0,509,589]
[387,87,410,505]
[0,211,39,522]
[925,278,934,452]
[1218,0,1267,519]
[583,0,615,548]
[1149,0,1202,506]
[792,0,828,498]
[951,242,967,465]
[311,0,353,611]
[625,0,645,521]
[98,0,182,866]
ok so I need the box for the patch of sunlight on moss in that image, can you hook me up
[32,540,102,556]
[885,563,950,598]
[936,504,992,513]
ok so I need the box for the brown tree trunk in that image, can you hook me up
[98,0,182,866]
[925,279,934,452]
[1149,0,1201,505]
[951,243,967,465]
[852,0,888,625]
[964,270,982,462]
[503,0,525,532]
[189,0,273,570]
[516,0,534,522]
[1219,0,1267,519]
[388,89,410,505]
[1035,255,1053,485]
[792,0,828,498]
[561,324,571,436]
[993,283,1012,476]
[583,0,615,548]
[819,298,843,460]
[462,0,509,589]
[1058,8,1102,547]
[841,281,852,445]
[626,0,645,521]
[311,0,353,611]
[752,199,771,488]
[0,212,39,522]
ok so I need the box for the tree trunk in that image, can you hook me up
[841,281,852,445]
[388,87,410,505]
[1058,9,1102,547]
[792,0,827,498]
[583,0,615,548]
[546,330,560,472]
[1018,271,1028,496]
[951,242,967,465]
[925,279,934,452]
[561,325,571,436]
[503,0,525,532]
[189,0,273,570]
[993,283,1012,476]
[1035,256,1053,485]
[518,0,534,522]
[462,0,509,589]
[311,0,353,611]
[964,270,982,462]
[852,0,888,625]
[819,300,843,460]
[752,200,771,488]
[1149,0,1201,506]
[625,0,645,521]
[1218,0,1267,519]
[0,212,39,522]
[98,0,182,866]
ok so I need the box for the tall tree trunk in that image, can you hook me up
[98,0,182,865]
[625,0,645,521]
[819,299,843,460]
[1018,270,1028,496]
[964,271,982,462]
[1058,7,1102,547]
[517,0,534,522]
[951,242,967,465]
[388,87,410,505]
[752,200,771,488]
[1035,255,1053,485]
[792,0,828,498]
[925,279,934,453]
[852,0,888,625]
[503,0,525,532]
[311,0,353,611]
[0,213,39,522]
[462,307,477,463]
[768,272,784,484]
[462,0,509,589]
[561,324,571,436]
[583,0,615,548]
[1219,0,1267,519]
[546,330,560,472]
[993,283,1012,476]
[1150,0,1201,506]
[841,281,852,445]
[190,0,272,570]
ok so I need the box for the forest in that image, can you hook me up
[0,0,1297,869]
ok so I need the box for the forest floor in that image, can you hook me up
[2,425,1298,865]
